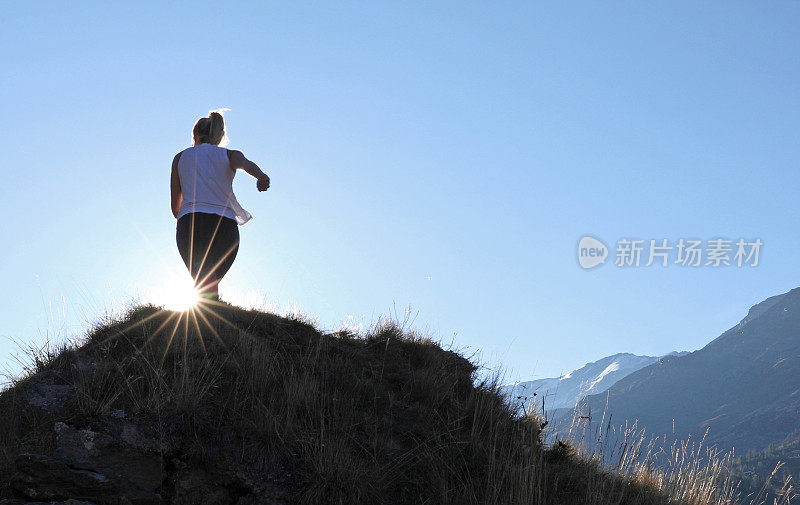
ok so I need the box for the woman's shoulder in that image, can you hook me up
[225,147,245,159]
[174,146,196,163]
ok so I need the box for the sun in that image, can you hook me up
[149,275,200,312]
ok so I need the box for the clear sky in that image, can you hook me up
[2,2,799,384]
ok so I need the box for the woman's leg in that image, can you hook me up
[176,213,221,298]
[177,213,239,301]
[175,213,195,274]
[199,215,239,299]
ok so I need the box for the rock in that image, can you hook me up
[8,420,290,504]
[10,423,164,505]
[53,423,115,464]
[117,424,164,453]
[10,453,117,503]
[0,499,97,504]
[25,382,73,414]
[53,423,164,498]
[109,409,126,419]
[170,467,232,505]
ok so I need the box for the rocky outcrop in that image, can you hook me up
[0,499,96,505]
[8,422,162,505]
[24,374,72,416]
[6,360,290,505]
[5,418,290,505]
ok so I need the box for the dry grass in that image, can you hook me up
[515,390,795,505]
[0,301,750,504]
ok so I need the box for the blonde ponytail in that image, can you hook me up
[192,108,230,146]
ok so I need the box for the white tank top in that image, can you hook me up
[176,143,252,225]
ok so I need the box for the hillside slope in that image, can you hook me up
[571,288,800,455]
[0,302,732,504]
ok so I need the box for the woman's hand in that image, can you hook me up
[257,174,270,192]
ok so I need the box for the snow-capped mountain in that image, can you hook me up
[502,352,686,416]
[568,287,800,455]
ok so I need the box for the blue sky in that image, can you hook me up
[2,2,799,383]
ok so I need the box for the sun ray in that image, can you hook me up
[193,304,248,374]
[188,306,208,357]
[193,215,226,288]
[193,304,229,351]
[182,306,190,358]
[149,275,199,312]
[200,304,264,347]
[194,240,240,296]
[159,310,186,368]
[141,310,181,350]
[91,308,168,348]
[188,211,196,289]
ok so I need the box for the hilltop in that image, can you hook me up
[0,302,733,504]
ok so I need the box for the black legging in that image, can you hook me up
[176,212,239,294]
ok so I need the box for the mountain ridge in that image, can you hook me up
[568,287,800,455]
[503,351,688,417]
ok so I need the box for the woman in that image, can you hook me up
[170,110,270,302]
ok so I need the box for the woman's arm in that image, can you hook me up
[170,153,183,218]
[228,149,270,191]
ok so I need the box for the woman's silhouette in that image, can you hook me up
[170,110,269,301]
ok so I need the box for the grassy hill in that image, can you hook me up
[0,302,738,504]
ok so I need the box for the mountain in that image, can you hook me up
[569,287,800,455]
[0,302,714,504]
[502,352,687,418]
